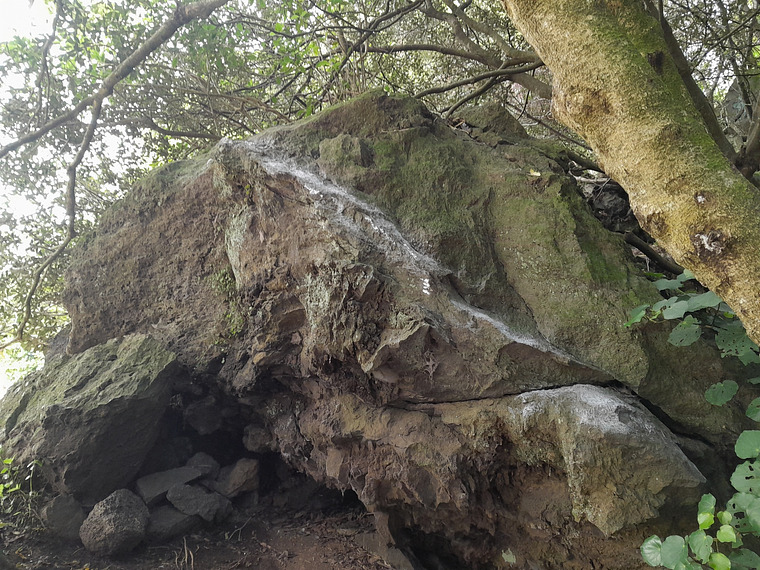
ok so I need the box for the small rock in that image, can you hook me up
[146,505,202,543]
[41,494,85,541]
[135,466,203,506]
[215,458,259,499]
[79,489,149,556]
[166,484,231,523]
[186,452,220,479]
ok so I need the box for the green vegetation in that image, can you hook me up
[631,272,760,568]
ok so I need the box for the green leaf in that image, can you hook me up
[625,304,650,327]
[729,548,760,569]
[706,381,739,406]
[718,511,733,525]
[748,399,760,422]
[709,552,731,570]
[699,511,715,529]
[748,378,760,385]
[655,278,683,291]
[678,269,696,283]
[661,535,688,569]
[663,300,690,320]
[700,494,717,515]
[688,529,713,563]
[716,324,760,360]
[669,317,702,346]
[716,524,737,543]
[641,535,663,566]
[732,461,760,494]
[737,433,760,460]
[687,291,723,311]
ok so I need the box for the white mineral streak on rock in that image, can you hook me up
[239,140,596,369]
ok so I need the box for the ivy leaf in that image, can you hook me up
[731,461,760,495]
[687,529,713,563]
[705,380,739,406]
[736,432,760,460]
[717,511,733,525]
[625,304,650,327]
[699,494,717,515]
[709,552,731,570]
[663,300,690,319]
[641,535,663,567]
[687,291,723,311]
[661,535,688,569]
[730,548,760,568]
[669,316,702,346]
[748,398,760,422]
[716,323,760,360]
[716,524,736,543]
[698,511,715,529]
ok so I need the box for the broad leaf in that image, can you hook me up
[730,548,760,569]
[716,524,736,543]
[669,317,702,346]
[736,432,760,459]
[687,291,723,311]
[732,461,760,495]
[709,552,731,570]
[748,398,760,422]
[687,529,713,563]
[663,300,690,320]
[699,494,717,515]
[641,535,663,566]
[661,535,688,569]
[705,381,739,406]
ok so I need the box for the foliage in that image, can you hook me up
[631,272,760,568]
[0,455,42,530]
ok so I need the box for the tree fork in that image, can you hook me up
[500,0,760,344]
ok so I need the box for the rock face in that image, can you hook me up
[79,489,150,556]
[0,334,178,504]
[6,92,755,567]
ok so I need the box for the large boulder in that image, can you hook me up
[0,334,178,504]
[43,92,755,566]
[79,489,149,556]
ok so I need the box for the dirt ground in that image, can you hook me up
[0,490,395,570]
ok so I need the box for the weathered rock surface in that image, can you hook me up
[214,458,259,498]
[135,466,203,507]
[41,494,85,541]
[79,489,149,556]
[166,484,232,523]
[9,92,755,567]
[0,334,178,504]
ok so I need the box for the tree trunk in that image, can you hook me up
[500,0,760,344]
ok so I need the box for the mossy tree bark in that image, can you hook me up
[500,0,760,344]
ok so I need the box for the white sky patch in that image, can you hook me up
[0,1,53,43]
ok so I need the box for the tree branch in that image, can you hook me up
[0,0,231,161]
[416,61,543,97]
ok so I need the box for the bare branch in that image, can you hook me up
[416,61,543,97]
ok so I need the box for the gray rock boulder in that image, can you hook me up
[186,452,220,479]
[0,334,178,504]
[79,489,149,556]
[41,494,85,541]
[135,466,203,507]
[166,484,231,523]
[214,458,259,499]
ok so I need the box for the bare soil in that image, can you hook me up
[0,493,393,570]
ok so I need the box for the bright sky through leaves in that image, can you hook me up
[0,1,52,43]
